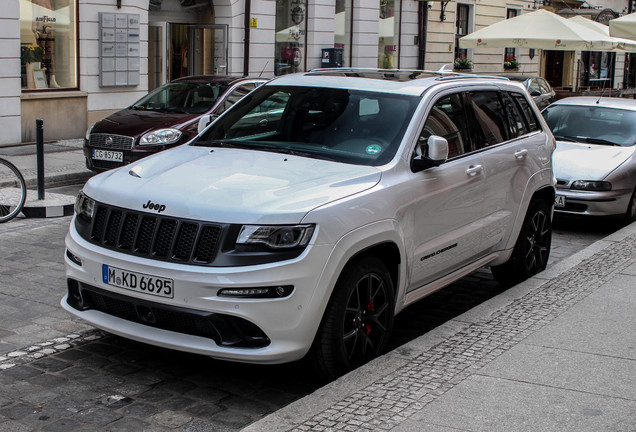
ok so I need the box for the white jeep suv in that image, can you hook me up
[64,69,555,379]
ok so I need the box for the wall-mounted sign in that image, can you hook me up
[99,12,140,87]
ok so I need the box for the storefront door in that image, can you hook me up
[148,22,228,90]
[190,25,228,76]
[148,22,167,91]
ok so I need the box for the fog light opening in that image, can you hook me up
[66,249,83,266]
[218,285,294,298]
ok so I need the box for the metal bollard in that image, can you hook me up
[36,119,45,200]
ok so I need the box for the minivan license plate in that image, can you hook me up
[554,195,566,208]
[93,149,123,162]
[102,265,174,298]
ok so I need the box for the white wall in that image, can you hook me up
[80,0,149,116]
[0,0,22,145]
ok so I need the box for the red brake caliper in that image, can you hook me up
[365,300,375,335]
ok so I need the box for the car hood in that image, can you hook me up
[92,109,202,138]
[553,140,636,180]
[84,145,382,224]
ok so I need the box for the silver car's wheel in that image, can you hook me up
[626,188,636,224]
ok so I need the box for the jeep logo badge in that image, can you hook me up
[143,200,166,213]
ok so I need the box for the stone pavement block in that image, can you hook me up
[149,410,193,428]
[209,408,255,429]
[74,407,123,427]
[522,274,636,360]
[0,419,33,432]
[101,417,150,432]
[478,344,636,400]
[407,375,636,432]
[41,418,81,432]
[116,402,159,419]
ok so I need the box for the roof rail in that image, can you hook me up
[306,67,511,82]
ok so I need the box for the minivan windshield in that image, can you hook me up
[193,85,419,166]
[130,82,228,115]
[543,104,636,147]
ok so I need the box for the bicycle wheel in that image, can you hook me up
[0,158,27,223]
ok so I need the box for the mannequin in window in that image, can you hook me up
[32,0,60,88]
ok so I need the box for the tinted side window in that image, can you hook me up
[466,91,508,148]
[421,93,470,158]
[502,92,528,138]
[527,79,542,95]
[221,85,252,112]
[511,93,540,133]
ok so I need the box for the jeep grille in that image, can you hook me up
[87,204,222,265]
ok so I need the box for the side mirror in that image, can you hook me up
[197,114,219,134]
[530,90,541,97]
[411,135,449,172]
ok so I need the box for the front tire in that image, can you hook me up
[310,257,395,381]
[492,199,552,286]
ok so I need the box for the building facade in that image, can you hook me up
[1,0,630,145]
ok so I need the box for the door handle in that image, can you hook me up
[514,149,529,159]
[466,165,483,177]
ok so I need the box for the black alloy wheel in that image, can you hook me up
[492,199,552,286]
[310,257,395,381]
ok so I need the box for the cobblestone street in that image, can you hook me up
[0,214,617,431]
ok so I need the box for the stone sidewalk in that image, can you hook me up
[0,139,94,217]
[244,222,636,432]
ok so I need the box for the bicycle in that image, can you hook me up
[0,158,27,223]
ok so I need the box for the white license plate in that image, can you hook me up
[555,195,566,208]
[102,265,174,298]
[92,149,123,162]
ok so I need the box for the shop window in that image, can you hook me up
[581,51,615,89]
[20,0,78,90]
[335,0,351,67]
[275,0,307,76]
[378,0,400,69]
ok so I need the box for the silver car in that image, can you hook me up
[542,97,636,223]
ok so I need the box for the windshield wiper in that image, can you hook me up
[583,137,621,146]
[554,135,583,142]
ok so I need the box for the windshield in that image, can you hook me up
[193,85,419,166]
[130,82,228,114]
[543,104,636,147]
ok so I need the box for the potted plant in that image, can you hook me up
[454,56,472,70]
[21,44,45,89]
[21,44,44,65]
[504,56,519,70]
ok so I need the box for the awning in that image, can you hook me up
[459,9,632,52]
[609,12,636,40]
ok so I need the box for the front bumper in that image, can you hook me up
[554,188,630,217]
[63,220,334,364]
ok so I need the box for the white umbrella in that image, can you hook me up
[609,12,636,40]
[569,15,636,52]
[459,9,624,51]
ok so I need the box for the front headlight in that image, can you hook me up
[236,224,315,250]
[75,191,96,219]
[571,180,611,191]
[85,125,94,140]
[139,128,182,145]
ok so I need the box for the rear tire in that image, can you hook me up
[625,188,636,225]
[310,257,395,381]
[492,199,552,287]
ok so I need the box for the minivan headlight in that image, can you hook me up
[571,180,611,191]
[75,191,96,219]
[140,128,182,145]
[236,224,315,250]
